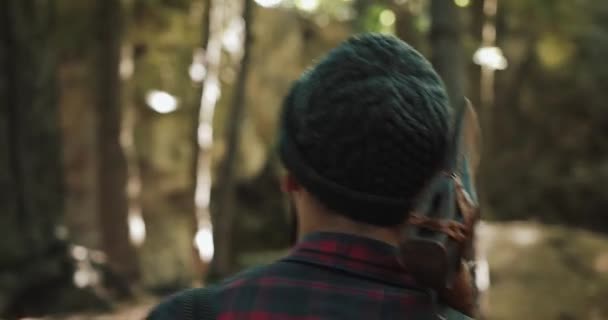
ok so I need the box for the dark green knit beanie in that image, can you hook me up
[279,34,451,226]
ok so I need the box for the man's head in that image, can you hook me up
[279,34,451,238]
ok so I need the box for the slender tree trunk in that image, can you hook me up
[430,0,483,316]
[120,43,147,250]
[430,0,465,108]
[395,6,423,49]
[190,1,213,188]
[352,0,372,32]
[188,0,213,281]
[192,0,227,283]
[211,0,254,279]
[95,0,139,281]
[468,0,485,109]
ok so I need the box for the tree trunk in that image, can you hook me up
[192,0,227,282]
[352,0,372,32]
[395,5,423,49]
[430,0,465,108]
[430,0,482,316]
[135,109,199,291]
[137,154,199,292]
[59,61,102,250]
[188,0,213,282]
[0,0,102,316]
[211,0,255,279]
[127,3,200,291]
[95,0,139,281]
[467,0,485,109]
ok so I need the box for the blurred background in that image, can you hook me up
[1,0,608,319]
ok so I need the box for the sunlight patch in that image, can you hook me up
[595,252,608,273]
[145,90,179,114]
[195,226,215,262]
[128,213,146,247]
[510,226,541,247]
[254,0,283,8]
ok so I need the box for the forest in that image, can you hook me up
[1,0,608,319]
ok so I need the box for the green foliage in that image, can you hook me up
[359,4,395,34]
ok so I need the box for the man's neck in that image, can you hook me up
[298,212,402,247]
[292,189,403,247]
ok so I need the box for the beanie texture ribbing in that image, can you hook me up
[279,34,451,226]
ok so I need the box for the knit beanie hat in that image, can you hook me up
[278,34,451,227]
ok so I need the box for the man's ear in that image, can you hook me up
[281,173,301,193]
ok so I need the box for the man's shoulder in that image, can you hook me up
[442,308,475,320]
[148,260,477,320]
[147,287,216,320]
[214,262,278,289]
[146,264,277,320]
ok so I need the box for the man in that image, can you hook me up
[148,34,475,319]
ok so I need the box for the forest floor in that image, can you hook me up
[479,221,608,320]
[30,298,157,320]
[30,221,608,320]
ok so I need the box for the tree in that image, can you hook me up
[211,0,255,279]
[429,0,485,316]
[95,0,139,281]
[0,0,102,316]
[129,0,205,291]
[430,0,465,108]
[191,0,229,282]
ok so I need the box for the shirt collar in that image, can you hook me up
[285,232,419,288]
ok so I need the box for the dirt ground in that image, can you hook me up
[22,298,157,320]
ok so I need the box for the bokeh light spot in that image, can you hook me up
[455,0,471,8]
[254,0,282,8]
[379,10,396,27]
[145,90,179,114]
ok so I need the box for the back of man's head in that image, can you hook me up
[279,34,451,227]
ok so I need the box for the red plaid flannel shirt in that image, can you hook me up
[150,232,470,319]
